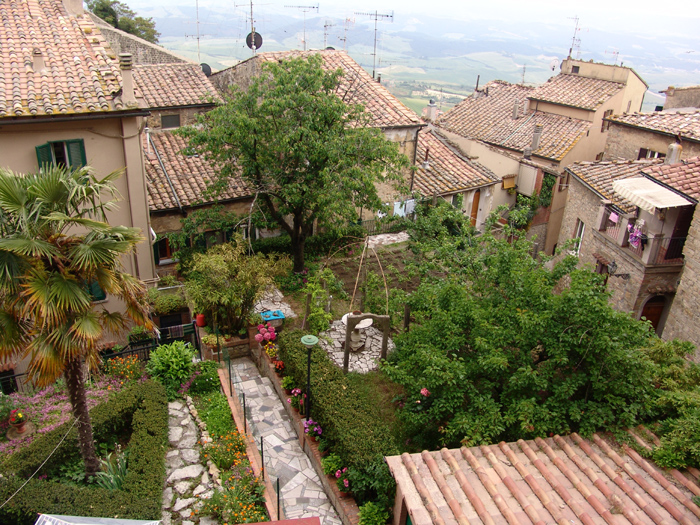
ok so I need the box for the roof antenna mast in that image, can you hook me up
[284,4,319,51]
[354,10,394,79]
[567,15,581,59]
[338,17,354,51]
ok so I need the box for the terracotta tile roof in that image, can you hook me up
[437,80,591,161]
[643,156,700,202]
[145,131,249,211]
[412,129,498,196]
[529,73,624,110]
[133,63,221,109]
[387,431,700,525]
[233,50,422,129]
[567,158,663,213]
[0,0,125,118]
[608,110,700,143]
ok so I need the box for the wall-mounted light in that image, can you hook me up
[607,260,630,280]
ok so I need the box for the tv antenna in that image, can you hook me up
[337,17,354,51]
[185,0,215,62]
[323,20,335,48]
[234,0,264,55]
[605,48,620,65]
[567,15,581,59]
[354,10,394,79]
[521,64,526,85]
[285,4,319,51]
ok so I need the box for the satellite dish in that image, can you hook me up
[549,59,559,71]
[246,32,263,50]
[200,63,212,77]
[325,46,335,50]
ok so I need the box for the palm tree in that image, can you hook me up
[0,165,152,477]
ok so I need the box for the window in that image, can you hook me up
[35,139,86,170]
[595,260,610,285]
[595,152,605,161]
[638,148,666,160]
[451,193,463,209]
[626,100,632,113]
[161,114,181,129]
[572,219,585,255]
[571,65,580,74]
[154,237,174,265]
[87,280,107,302]
[601,109,614,132]
[558,171,570,192]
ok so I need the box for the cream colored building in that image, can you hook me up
[0,0,157,373]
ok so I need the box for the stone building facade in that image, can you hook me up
[661,85,700,110]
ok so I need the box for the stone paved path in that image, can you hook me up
[319,320,395,373]
[229,357,342,525]
[162,400,217,525]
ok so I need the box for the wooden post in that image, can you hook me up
[379,316,390,360]
[343,313,392,372]
[301,293,311,330]
[403,304,411,332]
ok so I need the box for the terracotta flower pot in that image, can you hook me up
[10,421,27,434]
[195,313,206,327]
[339,491,351,498]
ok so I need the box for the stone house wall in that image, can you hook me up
[604,124,700,161]
[663,86,700,110]
[662,212,700,359]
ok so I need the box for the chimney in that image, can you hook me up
[425,99,438,122]
[118,53,136,104]
[512,100,519,119]
[377,73,381,83]
[523,147,532,159]
[32,49,45,73]
[63,0,84,15]
[422,147,430,169]
[531,124,543,151]
[665,142,682,165]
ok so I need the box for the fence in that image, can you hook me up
[0,371,34,395]
[101,322,202,363]
[655,237,686,264]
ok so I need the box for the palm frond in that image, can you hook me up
[70,310,102,343]
[0,236,60,261]
[99,310,129,335]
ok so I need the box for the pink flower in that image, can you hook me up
[263,332,271,341]
[342,467,347,473]
[255,334,263,343]
[344,479,349,488]
[420,388,430,397]
[268,326,275,333]
[258,324,264,330]
[287,398,291,404]
[335,470,341,478]
[260,327,267,335]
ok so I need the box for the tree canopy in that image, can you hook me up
[382,202,700,464]
[0,165,152,476]
[87,0,160,44]
[178,54,410,272]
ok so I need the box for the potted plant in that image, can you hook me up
[335,467,351,496]
[263,341,278,362]
[303,419,323,442]
[321,453,343,477]
[9,409,27,434]
[281,376,294,394]
[128,325,154,344]
[287,388,306,414]
[317,438,330,457]
[274,360,285,376]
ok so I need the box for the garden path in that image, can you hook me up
[229,357,342,525]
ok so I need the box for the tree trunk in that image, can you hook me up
[292,235,306,273]
[64,357,100,478]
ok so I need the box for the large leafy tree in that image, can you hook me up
[0,166,152,477]
[178,54,410,272]
[87,0,160,44]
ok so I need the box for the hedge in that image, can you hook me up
[251,226,366,259]
[0,380,168,524]
[277,330,399,506]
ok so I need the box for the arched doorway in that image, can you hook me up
[470,189,481,227]
[640,295,666,333]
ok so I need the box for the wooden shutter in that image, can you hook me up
[65,139,87,168]
[153,243,161,265]
[35,143,54,170]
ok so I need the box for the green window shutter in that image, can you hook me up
[35,143,54,170]
[88,280,107,302]
[153,242,160,265]
[65,139,87,169]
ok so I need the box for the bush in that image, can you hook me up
[147,286,187,316]
[189,361,221,395]
[252,226,366,259]
[0,380,168,524]
[198,392,235,439]
[146,341,195,400]
[278,330,399,508]
[359,501,390,525]
[200,462,267,523]
[102,355,142,384]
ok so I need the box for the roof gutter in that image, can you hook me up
[0,109,150,126]
[149,133,185,215]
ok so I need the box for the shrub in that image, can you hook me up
[147,286,187,316]
[359,501,390,525]
[0,380,167,524]
[278,330,399,507]
[321,453,343,476]
[189,361,221,395]
[198,392,235,439]
[102,355,141,384]
[204,430,247,470]
[146,341,195,400]
[0,393,16,423]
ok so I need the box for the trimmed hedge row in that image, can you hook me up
[277,330,399,506]
[0,380,168,524]
[251,226,366,259]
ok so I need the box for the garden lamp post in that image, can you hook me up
[301,334,318,421]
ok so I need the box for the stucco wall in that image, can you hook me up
[604,123,700,161]
[662,211,700,359]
